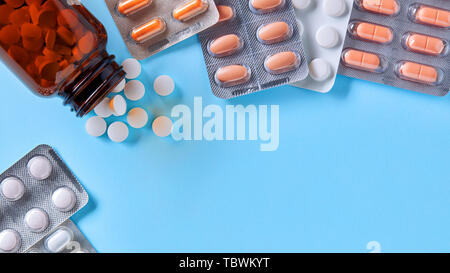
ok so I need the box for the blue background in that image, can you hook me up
[0,1,449,253]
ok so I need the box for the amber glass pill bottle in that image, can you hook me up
[0,0,125,117]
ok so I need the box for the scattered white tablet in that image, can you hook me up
[85,116,107,137]
[94,97,112,118]
[127,108,149,129]
[122,58,141,79]
[108,122,129,143]
[154,75,175,96]
[112,79,126,93]
[110,95,127,116]
[152,116,173,137]
[124,80,145,101]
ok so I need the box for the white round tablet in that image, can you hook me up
[153,75,175,96]
[112,79,126,93]
[309,58,331,81]
[152,116,173,137]
[27,156,52,180]
[52,187,76,212]
[293,0,311,10]
[45,228,73,253]
[110,95,127,116]
[94,97,112,118]
[85,116,107,137]
[127,108,149,129]
[122,58,141,79]
[315,26,339,48]
[24,208,49,233]
[1,177,25,201]
[124,80,145,101]
[107,122,129,143]
[323,0,346,17]
[0,229,21,253]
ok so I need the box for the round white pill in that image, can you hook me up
[127,108,149,129]
[52,187,76,212]
[1,177,25,201]
[293,0,311,10]
[154,75,175,96]
[122,58,141,79]
[124,80,145,101]
[45,228,74,253]
[0,229,21,252]
[309,58,332,81]
[108,122,129,143]
[110,95,127,116]
[316,26,339,48]
[94,97,112,118]
[323,0,346,17]
[152,116,173,137]
[24,208,49,233]
[112,79,126,93]
[27,156,52,180]
[85,116,107,137]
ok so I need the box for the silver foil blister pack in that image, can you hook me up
[199,0,309,99]
[338,0,450,96]
[0,145,89,253]
[105,0,220,60]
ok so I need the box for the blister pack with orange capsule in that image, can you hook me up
[104,0,219,60]
[338,0,450,96]
[199,0,308,99]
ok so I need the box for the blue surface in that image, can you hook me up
[1,1,450,253]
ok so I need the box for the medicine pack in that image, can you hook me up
[198,0,309,99]
[290,0,353,93]
[0,145,89,253]
[27,220,96,253]
[104,0,220,60]
[338,0,450,96]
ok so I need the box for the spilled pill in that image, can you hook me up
[0,230,21,253]
[173,0,209,22]
[398,61,439,85]
[414,5,449,28]
[124,80,145,101]
[94,97,113,118]
[154,75,175,96]
[117,0,152,16]
[257,21,292,45]
[112,79,126,93]
[215,65,251,87]
[250,0,285,14]
[405,33,446,56]
[27,156,52,180]
[217,5,234,23]
[127,107,149,129]
[342,49,381,72]
[24,208,49,233]
[52,187,76,212]
[351,21,393,44]
[1,177,25,201]
[359,0,399,16]
[122,58,141,79]
[265,51,300,74]
[85,116,107,137]
[110,95,127,116]
[131,17,166,44]
[44,228,73,253]
[108,122,129,143]
[209,34,243,57]
[152,116,173,137]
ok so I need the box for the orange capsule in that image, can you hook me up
[117,0,152,16]
[217,5,234,23]
[264,51,300,74]
[405,33,446,56]
[173,0,209,22]
[350,21,393,44]
[215,65,251,87]
[358,0,399,16]
[342,49,382,72]
[397,61,439,85]
[131,17,166,43]
[414,5,450,28]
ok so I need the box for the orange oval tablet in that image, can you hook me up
[9,6,31,25]
[173,0,209,22]
[209,34,242,57]
[21,23,42,39]
[57,9,80,29]
[342,49,381,72]
[78,31,96,54]
[45,29,56,49]
[0,5,14,26]
[39,60,59,81]
[352,22,393,44]
[414,5,450,28]
[215,65,251,87]
[217,5,234,23]
[22,36,43,52]
[359,0,399,16]
[250,0,284,13]
[265,51,300,74]
[37,9,57,28]
[405,33,446,56]
[117,0,152,16]
[398,61,438,84]
[257,21,292,44]
[5,0,24,9]
[8,45,30,66]
[131,17,166,43]
[0,24,20,45]
[57,26,76,46]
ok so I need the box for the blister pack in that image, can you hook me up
[104,0,220,60]
[338,0,450,96]
[27,220,96,253]
[198,0,309,99]
[290,0,353,93]
[0,145,89,253]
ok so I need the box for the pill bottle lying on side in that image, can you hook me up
[0,0,125,117]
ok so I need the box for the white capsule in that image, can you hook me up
[316,26,339,48]
[110,95,127,116]
[112,79,126,93]
[127,108,149,129]
[0,229,21,253]
[122,58,141,79]
[153,75,175,96]
[27,156,52,180]
[323,0,346,17]
[108,122,129,143]
[85,116,107,137]
[94,97,113,118]
[52,187,76,212]
[1,177,25,201]
[124,80,146,101]
[45,228,74,253]
[152,116,173,137]
[309,58,332,81]
[24,208,49,233]
[293,0,311,10]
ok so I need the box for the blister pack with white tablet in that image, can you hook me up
[290,0,353,93]
[0,145,89,253]
[27,220,96,253]
[338,0,449,96]
[199,0,309,99]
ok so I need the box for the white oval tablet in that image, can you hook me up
[309,58,331,81]
[45,228,74,253]
[152,116,173,137]
[127,108,149,129]
[108,122,129,143]
[112,79,126,93]
[27,156,52,180]
[154,75,175,96]
[24,208,49,233]
[0,229,21,252]
[293,0,311,10]
[122,58,141,79]
[1,177,25,201]
[124,80,145,101]
[110,95,127,116]
[52,187,76,212]
[316,26,339,48]
[85,116,107,137]
[94,97,112,118]
[323,0,346,17]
